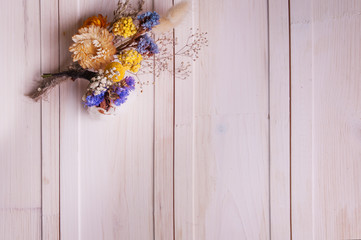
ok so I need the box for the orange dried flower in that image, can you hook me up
[69,25,116,70]
[81,14,108,29]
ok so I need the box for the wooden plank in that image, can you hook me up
[291,0,361,238]
[311,0,361,238]
[193,0,270,239]
[153,0,175,239]
[0,0,42,239]
[59,0,155,239]
[268,0,291,238]
[173,0,196,239]
[40,0,60,239]
[76,1,154,239]
[290,0,313,238]
[59,0,81,238]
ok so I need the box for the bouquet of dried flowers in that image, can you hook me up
[30,0,207,115]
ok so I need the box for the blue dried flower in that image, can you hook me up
[109,78,136,106]
[113,89,130,106]
[137,11,160,30]
[136,34,159,55]
[124,76,135,90]
[85,92,105,107]
[114,86,122,95]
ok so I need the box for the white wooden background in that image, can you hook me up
[1,0,361,239]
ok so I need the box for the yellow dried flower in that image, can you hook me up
[69,25,116,71]
[81,14,108,29]
[112,17,137,38]
[118,49,143,73]
[104,62,126,82]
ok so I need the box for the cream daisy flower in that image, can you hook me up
[69,25,116,70]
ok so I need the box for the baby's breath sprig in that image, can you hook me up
[175,29,209,61]
[134,29,208,80]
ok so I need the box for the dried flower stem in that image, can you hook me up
[30,76,70,102]
[116,28,146,52]
[30,68,97,101]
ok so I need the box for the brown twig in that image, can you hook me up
[29,68,97,101]
[30,76,70,102]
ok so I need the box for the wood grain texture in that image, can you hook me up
[59,0,81,238]
[269,0,291,239]
[5,0,361,239]
[0,0,42,239]
[59,0,154,239]
[174,0,196,239]
[291,0,361,239]
[153,0,175,239]
[40,0,60,238]
[193,0,270,239]
[290,0,313,238]
[311,1,361,238]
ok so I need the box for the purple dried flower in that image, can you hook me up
[136,34,159,55]
[137,11,160,30]
[124,76,135,90]
[113,89,130,106]
[85,92,105,107]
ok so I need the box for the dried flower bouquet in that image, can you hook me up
[30,0,207,115]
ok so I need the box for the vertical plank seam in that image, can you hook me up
[76,2,81,238]
[266,0,271,237]
[152,48,156,240]
[58,0,61,238]
[172,1,176,240]
[266,0,272,240]
[77,25,82,239]
[310,1,314,238]
[77,83,81,240]
[152,0,155,237]
[288,0,293,238]
[39,0,43,237]
[152,1,156,239]
[191,2,197,239]
[152,61,156,240]
[152,50,156,240]
[172,11,176,240]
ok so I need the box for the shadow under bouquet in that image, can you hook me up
[30,0,207,115]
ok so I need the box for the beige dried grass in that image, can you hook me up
[153,1,190,33]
